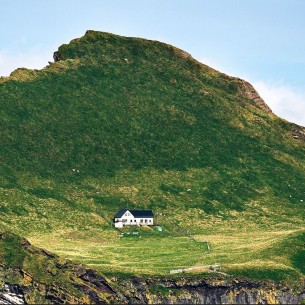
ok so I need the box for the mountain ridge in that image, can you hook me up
[52,30,274,118]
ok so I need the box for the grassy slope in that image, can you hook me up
[0,30,304,283]
[0,231,119,304]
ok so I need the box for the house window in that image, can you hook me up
[140,219,143,223]
[145,219,147,223]
[149,220,151,222]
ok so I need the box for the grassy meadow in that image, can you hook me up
[0,167,303,284]
[29,222,304,283]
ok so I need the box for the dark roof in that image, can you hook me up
[130,210,154,218]
[114,209,154,218]
[114,209,128,218]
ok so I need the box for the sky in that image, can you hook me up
[1,0,305,125]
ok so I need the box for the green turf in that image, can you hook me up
[0,30,304,284]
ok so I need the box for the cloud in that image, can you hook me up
[0,46,54,77]
[199,57,305,127]
[253,81,305,127]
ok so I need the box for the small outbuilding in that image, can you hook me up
[113,209,154,228]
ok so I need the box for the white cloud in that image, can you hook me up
[199,57,305,127]
[253,81,305,127]
[0,46,54,77]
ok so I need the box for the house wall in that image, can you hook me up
[114,221,123,228]
[134,218,154,225]
[114,210,154,227]
[115,210,136,226]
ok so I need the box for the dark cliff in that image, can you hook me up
[113,276,305,304]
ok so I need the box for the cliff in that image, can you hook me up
[1,273,305,304]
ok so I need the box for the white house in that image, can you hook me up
[113,209,154,228]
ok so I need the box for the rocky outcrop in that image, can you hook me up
[114,276,305,304]
[0,283,25,304]
[237,78,273,114]
[1,274,304,305]
[0,264,120,304]
[53,51,61,62]
[291,123,305,141]
[1,264,304,304]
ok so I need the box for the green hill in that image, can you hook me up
[0,30,304,283]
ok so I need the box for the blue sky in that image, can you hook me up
[1,0,305,125]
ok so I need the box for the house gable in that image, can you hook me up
[114,209,129,218]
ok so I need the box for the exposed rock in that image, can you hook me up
[0,283,25,305]
[1,263,304,304]
[53,51,61,62]
[0,231,304,304]
[291,123,305,141]
[79,268,116,294]
[253,116,263,124]
[41,249,56,259]
[237,78,273,114]
[114,276,305,304]
[45,284,80,304]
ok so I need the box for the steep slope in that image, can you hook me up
[0,30,304,283]
[1,30,303,179]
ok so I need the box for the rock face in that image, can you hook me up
[0,265,119,305]
[2,275,304,305]
[237,78,273,114]
[0,283,25,304]
[291,123,305,141]
[53,51,60,62]
[2,269,304,304]
[114,276,305,304]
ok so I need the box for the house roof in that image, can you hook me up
[130,210,154,218]
[114,209,128,218]
[114,209,154,218]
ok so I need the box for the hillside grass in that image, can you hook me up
[0,166,303,284]
[0,31,305,285]
[28,215,304,283]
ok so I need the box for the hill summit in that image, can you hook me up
[1,30,301,178]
